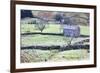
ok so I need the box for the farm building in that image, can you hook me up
[63,25,80,37]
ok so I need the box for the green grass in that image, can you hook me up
[21,24,62,33]
[21,49,89,63]
[21,24,89,35]
[21,35,77,46]
[21,34,89,47]
[52,49,89,61]
[43,24,62,33]
[79,25,90,35]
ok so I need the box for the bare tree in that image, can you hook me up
[34,19,47,32]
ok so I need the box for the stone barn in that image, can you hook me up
[63,25,80,37]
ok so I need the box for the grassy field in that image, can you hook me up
[21,24,90,63]
[21,24,90,35]
[21,24,90,46]
[79,25,90,35]
[21,49,89,63]
[21,34,89,46]
[21,35,71,46]
[21,24,62,33]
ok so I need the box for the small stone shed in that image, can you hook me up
[63,25,80,37]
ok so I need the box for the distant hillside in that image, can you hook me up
[21,10,89,26]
